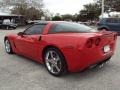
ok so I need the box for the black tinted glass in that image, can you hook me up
[107,18,120,23]
[49,22,98,34]
[24,24,46,35]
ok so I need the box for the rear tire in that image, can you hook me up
[44,47,67,76]
[13,27,16,30]
[100,28,108,31]
[6,26,9,30]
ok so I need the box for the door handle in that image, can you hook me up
[38,36,42,41]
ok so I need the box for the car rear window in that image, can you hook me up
[48,22,98,34]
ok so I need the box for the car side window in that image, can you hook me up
[48,23,97,33]
[106,18,120,23]
[24,24,46,35]
[112,19,118,23]
[106,19,113,23]
[118,19,120,23]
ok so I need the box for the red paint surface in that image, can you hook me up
[6,22,117,72]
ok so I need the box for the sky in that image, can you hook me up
[44,0,94,15]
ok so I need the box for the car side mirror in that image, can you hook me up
[18,32,24,36]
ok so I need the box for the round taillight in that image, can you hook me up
[86,39,93,48]
[95,38,101,46]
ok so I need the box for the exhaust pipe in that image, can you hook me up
[99,63,104,68]
[105,60,110,64]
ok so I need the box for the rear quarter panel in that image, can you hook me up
[40,33,89,71]
[41,31,117,72]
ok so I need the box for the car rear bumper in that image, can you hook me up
[64,43,116,72]
[64,32,117,72]
[68,51,114,73]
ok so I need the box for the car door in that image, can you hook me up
[15,24,46,60]
[117,19,120,33]
[106,18,119,31]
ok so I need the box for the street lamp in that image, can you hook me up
[101,0,104,18]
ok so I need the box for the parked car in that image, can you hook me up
[4,21,117,76]
[0,23,17,30]
[97,18,120,34]
[0,19,17,30]
[27,20,42,24]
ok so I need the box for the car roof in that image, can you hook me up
[35,21,68,25]
[101,18,120,20]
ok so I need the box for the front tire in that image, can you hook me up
[6,26,9,30]
[12,27,16,30]
[4,39,13,54]
[100,28,108,31]
[44,48,67,76]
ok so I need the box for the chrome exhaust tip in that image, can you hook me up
[105,60,110,64]
[99,63,104,68]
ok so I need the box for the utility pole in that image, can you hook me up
[101,0,104,18]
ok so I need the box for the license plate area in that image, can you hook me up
[103,45,110,53]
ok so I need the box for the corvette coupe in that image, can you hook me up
[4,21,117,76]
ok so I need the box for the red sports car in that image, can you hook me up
[4,21,117,76]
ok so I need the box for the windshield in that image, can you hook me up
[49,22,98,34]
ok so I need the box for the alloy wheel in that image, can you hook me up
[45,50,62,75]
[5,40,11,53]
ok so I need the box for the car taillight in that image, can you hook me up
[86,39,93,48]
[95,38,101,46]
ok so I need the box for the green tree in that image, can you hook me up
[96,0,120,12]
[61,14,73,21]
[1,0,43,9]
[52,16,62,21]
[11,3,28,15]
[26,7,44,20]
[1,0,44,20]
[84,3,101,19]
[78,3,101,21]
